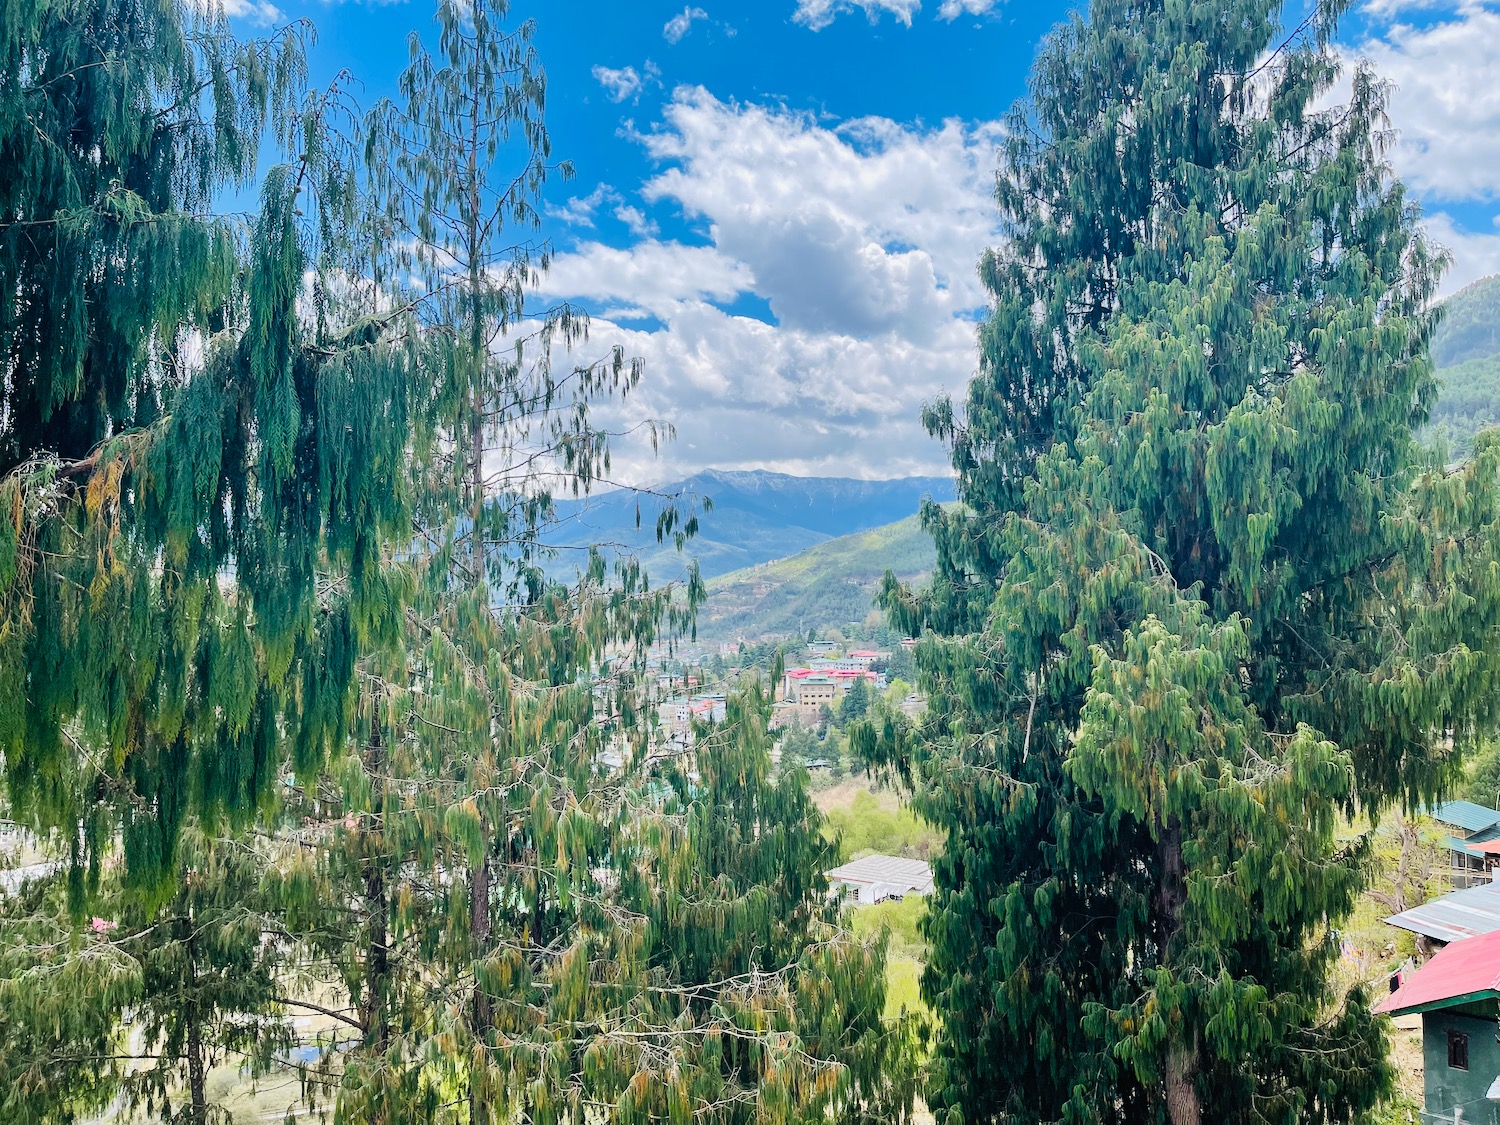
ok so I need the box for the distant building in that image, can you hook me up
[780,667,883,723]
[825,855,934,905]
[656,694,727,743]
[1385,878,1500,949]
[1428,801,1500,888]
[1377,929,1500,1123]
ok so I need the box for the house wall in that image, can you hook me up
[1424,1010,1500,1123]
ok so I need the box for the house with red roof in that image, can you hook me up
[1377,929,1500,1121]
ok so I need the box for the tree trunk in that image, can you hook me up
[361,725,390,1056]
[178,909,209,1125]
[1157,819,1202,1125]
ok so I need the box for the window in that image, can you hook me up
[1448,1029,1470,1070]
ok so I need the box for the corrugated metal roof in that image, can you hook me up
[1428,800,1500,834]
[1386,879,1500,944]
[1376,928,1500,1015]
[1442,834,1483,856]
[825,855,934,895]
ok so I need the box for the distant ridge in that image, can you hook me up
[1431,274,1500,459]
[694,511,943,643]
[547,469,955,581]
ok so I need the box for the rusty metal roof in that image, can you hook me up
[1385,879,1500,944]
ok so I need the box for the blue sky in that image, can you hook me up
[224,0,1500,483]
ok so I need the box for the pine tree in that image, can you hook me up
[839,677,872,724]
[0,0,431,894]
[112,823,295,1125]
[610,680,921,1125]
[858,3,1500,1123]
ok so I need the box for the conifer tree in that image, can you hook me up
[858,2,1500,1122]
[257,7,912,1122]
[0,0,430,893]
[610,681,921,1125]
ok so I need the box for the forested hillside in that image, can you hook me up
[1429,275,1500,458]
[696,512,939,641]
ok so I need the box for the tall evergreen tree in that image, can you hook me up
[858,3,1500,1123]
[0,0,429,894]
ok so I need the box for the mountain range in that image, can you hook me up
[544,274,1500,642]
[547,468,955,582]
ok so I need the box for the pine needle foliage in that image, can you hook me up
[237,6,912,1123]
[856,3,1500,1123]
[0,0,433,896]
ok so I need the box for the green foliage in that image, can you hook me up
[849,896,928,960]
[1429,352,1500,461]
[1431,274,1500,368]
[1418,275,1500,461]
[0,870,141,1125]
[1461,740,1500,808]
[859,3,1500,1123]
[0,0,429,894]
[699,513,942,643]
[839,677,872,723]
[0,2,921,1124]
[823,790,941,864]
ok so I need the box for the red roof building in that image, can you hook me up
[1377,929,1500,1017]
[1376,930,1500,1120]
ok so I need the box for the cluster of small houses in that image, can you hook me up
[652,643,924,741]
[1371,800,1500,1121]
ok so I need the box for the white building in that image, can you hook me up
[825,855,934,905]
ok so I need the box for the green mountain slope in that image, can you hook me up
[1431,275,1500,459]
[695,512,939,642]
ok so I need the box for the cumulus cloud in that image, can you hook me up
[1347,4,1500,202]
[547,184,619,227]
[566,303,976,482]
[532,241,754,316]
[592,65,642,103]
[536,89,1001,481]
[1424,212,1500,297]
[793,0,922,31]
[639,91,1000,339]
[615,205,659,238]
[1360,0,1445,15]
[663,6,709,43]
[936,0,999,18]
[203,0,282,24]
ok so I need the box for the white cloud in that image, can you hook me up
[615,205,659,238]
[547,184,619,227]
[204,0,282,24]
[566,303,975,482]
[639,90,1000,339]
[793,0,922,31]
[1347,4,1500,201]
[664,6,709,43]
[536,89,1001,480]
[593,65,644,104]
[1361,0,1445,16]
[533,241,753,316]
[1424,212,1500,297]
[936,0,999,17]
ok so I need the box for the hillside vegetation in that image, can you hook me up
[695,511,940,641]
[548,469,955,581]
[1430,275,1500,458]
